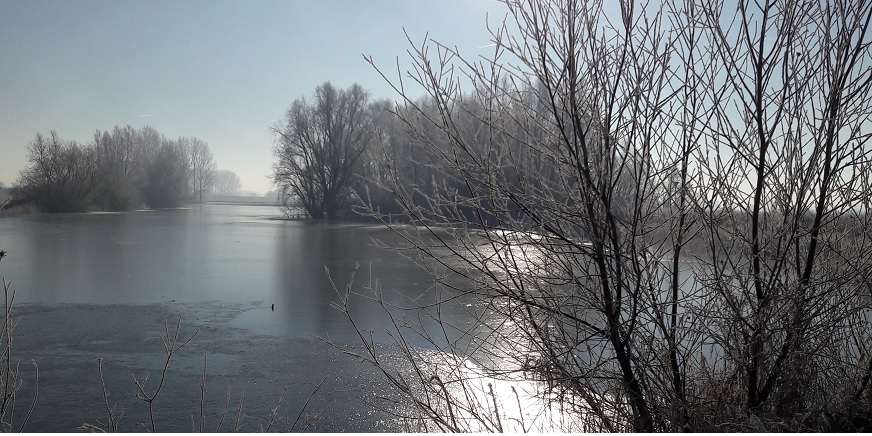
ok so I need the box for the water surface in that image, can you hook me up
[0,205,451,344]
[0,205,463,431]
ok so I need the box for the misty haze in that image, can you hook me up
[2,0,872,433]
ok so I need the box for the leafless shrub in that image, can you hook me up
[0,261,39,432]
[341,0,872,431]
[129,317,199,433]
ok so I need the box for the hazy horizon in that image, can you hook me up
[0,0,507,195]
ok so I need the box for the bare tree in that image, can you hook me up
[143,140,190,209]
[687,0,872,425]
[15,131,102,213]
[211,169,242,196]
[186,138,216,203]
[13,126,216,212]
[340,0,872,432]
[273,82,374,219]
[357,98,430,218]
[93,125,146,210]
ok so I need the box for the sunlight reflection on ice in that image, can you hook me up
[407,350,602,432]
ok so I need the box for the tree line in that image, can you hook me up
[13,125,241,213]
[273,81,639,224]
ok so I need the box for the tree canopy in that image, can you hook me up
[272,82,374,219]
[14,125,217,212]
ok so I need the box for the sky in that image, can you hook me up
[0,0,509,195]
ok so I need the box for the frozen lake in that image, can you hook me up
[0,205,468,431]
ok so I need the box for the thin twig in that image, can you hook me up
[289,376,328,432]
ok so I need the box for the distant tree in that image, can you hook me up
[93,125,146,210]
[211,169,241,195]
[273,82,374,219]
[186,138,216,203]
[13,126,218,212]
[143,141,189,208]
[15,131,101,213]
[138,126,164,165]
[356,98,418,218]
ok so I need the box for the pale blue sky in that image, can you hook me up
[0,0,507,194]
